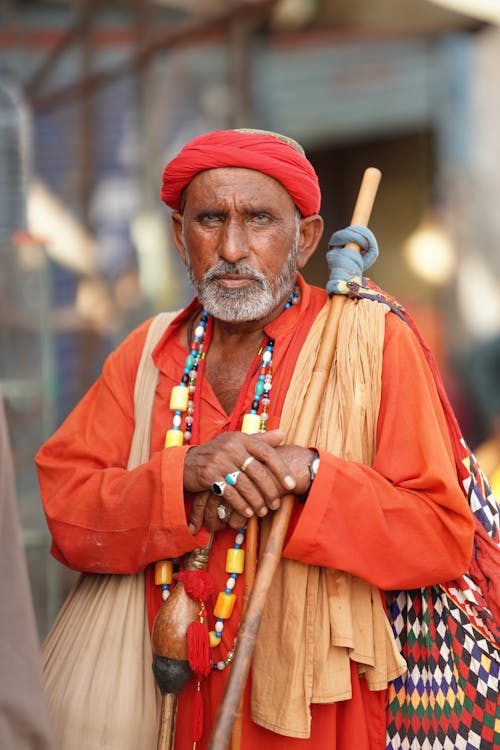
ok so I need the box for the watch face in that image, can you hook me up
[310,455,320,481]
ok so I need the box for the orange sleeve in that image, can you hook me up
[35,321,208,574]
[284,311,475,590]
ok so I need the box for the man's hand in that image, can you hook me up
[185,431,315,533]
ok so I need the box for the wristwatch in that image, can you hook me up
[308,449,320,483]
[300,449,320,503]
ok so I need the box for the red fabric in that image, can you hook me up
[160,130,321,216]
[36,275,475,749]
[176,570,214,603]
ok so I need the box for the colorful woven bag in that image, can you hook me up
[383,304,500,749]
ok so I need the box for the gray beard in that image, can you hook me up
[184,233,300,323]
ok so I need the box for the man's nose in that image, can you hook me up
[219,220,249,263]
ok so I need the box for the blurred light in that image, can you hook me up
[271,0,317,28]
[457,252,500,339]
[131,211,183,307]
[27,178,98,275]
[76,277,118,333]
[429,0,500,24]
[403,215,456,286]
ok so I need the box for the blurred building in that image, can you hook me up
[1,0,500,633]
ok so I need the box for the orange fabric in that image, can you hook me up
[36,276,474,749]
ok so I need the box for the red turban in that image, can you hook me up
[161,129,321,216]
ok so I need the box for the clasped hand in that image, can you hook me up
[184,429,313,533]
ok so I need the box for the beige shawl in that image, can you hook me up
[251,298,407,738]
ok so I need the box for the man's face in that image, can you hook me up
[172,167,303,323]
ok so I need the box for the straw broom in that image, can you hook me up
[209,166,382,750]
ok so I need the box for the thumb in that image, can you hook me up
[188,490,210,534]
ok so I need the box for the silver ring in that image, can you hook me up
[211,480,226,496]
[217,504,231,521]
[225,470,240,486]
[240,456,255,472]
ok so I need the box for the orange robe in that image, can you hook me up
[36,277,474,749]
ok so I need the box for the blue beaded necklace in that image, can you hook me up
[158,284,300,669]
[165,285,299,447]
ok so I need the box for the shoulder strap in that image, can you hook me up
[127,311,179,470]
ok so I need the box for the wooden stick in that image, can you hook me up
[230,514,258,750]
[156,694,178,750]
[207,166,382,750]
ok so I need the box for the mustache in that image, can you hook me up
[204,262,266,288]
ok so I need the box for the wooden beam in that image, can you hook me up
[28,0,279,112]
[25,3,98,99]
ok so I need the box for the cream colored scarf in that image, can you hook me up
[251,297,407,738]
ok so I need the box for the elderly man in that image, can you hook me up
[36,130,477,749]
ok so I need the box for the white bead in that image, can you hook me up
[172,414,182,427]
[162,589,170,601]
[262,350,272,363]
[235,533,244,545]
[184,431,192,441]
[226,577,236,590]
[215,621,224,633]
[195,325,204,338]
[217,661,226,670]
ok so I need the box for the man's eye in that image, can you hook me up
[198,214,224,226]
[249,212,272,225]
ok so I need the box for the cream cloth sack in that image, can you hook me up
[42,312,176,750]
[252,298,407,738]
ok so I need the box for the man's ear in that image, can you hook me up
[171,211,186,264]
[297,214,324,269]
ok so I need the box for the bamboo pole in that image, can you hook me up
[208,166,382,750]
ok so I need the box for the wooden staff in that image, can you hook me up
[208,166,382,750]
[229,514,258,750]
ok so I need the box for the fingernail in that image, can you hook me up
[188,524,196,534]
[270,499,280,510]
[259,507,268,517]
[285,475,296,489]
[244,507,254,517]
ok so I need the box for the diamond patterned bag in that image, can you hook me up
[384,305,500,749]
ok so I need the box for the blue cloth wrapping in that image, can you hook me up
[325,225,379,296]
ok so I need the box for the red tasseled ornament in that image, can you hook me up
[469,518,500,628]
[174,569,215,744]
[192,687,204,743]
[176,569,214,603]
[187,620,212,678]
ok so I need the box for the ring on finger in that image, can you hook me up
[211,480,226,496]
[240,456,255,473]
[225,470,240,486]
[217,504,232,521]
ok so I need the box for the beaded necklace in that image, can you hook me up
[155,285,299,669]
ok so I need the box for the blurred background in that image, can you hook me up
[1,0,500,637]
